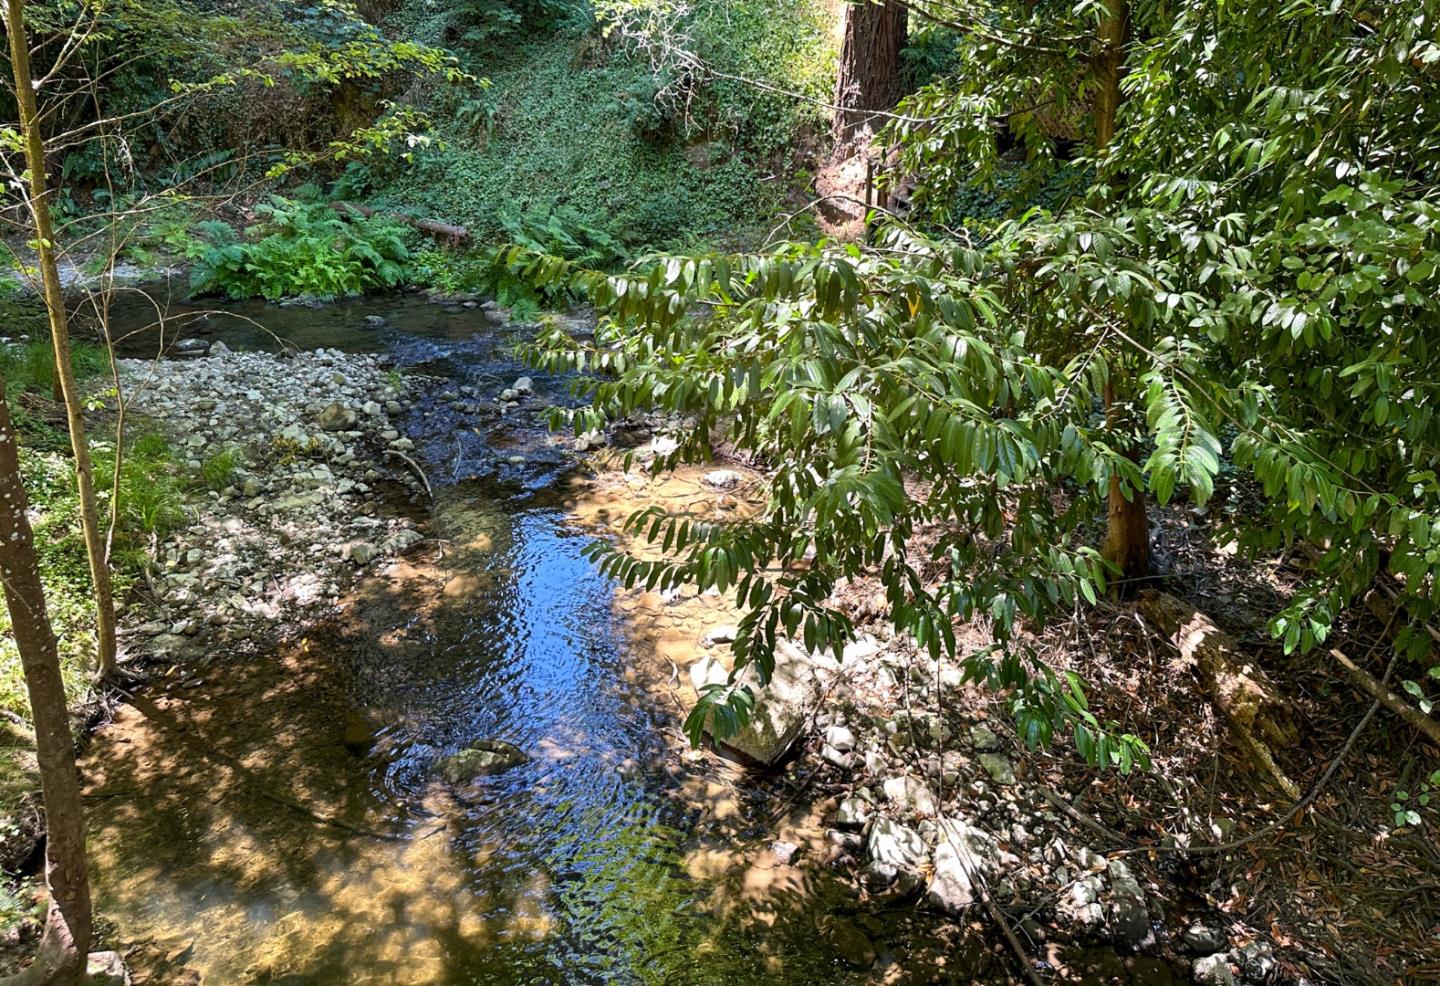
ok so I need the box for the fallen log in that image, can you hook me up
[329,201,471,245]
[1138,590,1301,798]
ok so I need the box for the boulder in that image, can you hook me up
[439,739,529,783]
[691,640,829,766]
[512,376,534,395]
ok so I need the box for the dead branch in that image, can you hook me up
[1330,648,1440,748]
[330,200,471,245]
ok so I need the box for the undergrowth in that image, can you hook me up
[356,0,833,255]
[188,195,417,301]
[0,341,187,722]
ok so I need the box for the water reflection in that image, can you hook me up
[80,295,925,985]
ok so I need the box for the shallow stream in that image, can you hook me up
[69,288,996,985]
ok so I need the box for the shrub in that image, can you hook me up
[189,197,416,301]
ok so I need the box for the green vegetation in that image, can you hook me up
[0,339,107,396]
[530,0,1440,767]
[0,343,186,719]
[355,0,833,254]
[189,196,416,301]
[197,446,243,492]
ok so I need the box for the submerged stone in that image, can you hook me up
[439,739,529,783]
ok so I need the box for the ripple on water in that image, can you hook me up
[82,300,984,986]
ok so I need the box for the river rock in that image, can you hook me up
[438,739,529,783]
[977,752,1016,785]
[882,775,938,816]
[700,624,739,647]
[1182,923,1228,954]
[512,376,534,395]
[172,338,210,357]
[968,723,1001,752]
[1192,953,1238,986]
[829,918,876,968]
[86,951,131,986]
[925,817,999,916]
[703,468,743,490]
[824,724,857,752]
[867,817,927,869]
[836,796,871,828]
[317,402,357,431]
[691,640,828,766]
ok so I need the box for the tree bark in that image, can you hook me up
[0,379,92,985]
[5,0,118,677]
[1101,377,1150,581]
[832,0,908,149]
[1091,2,1150,582]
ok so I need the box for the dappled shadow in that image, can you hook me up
[80,461,989,985]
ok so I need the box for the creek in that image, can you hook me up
[69,287,991,985]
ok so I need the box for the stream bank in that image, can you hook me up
[4,289,1287,985]
[61,296,1006,984]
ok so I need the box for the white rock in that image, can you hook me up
[882,775,938,816]
[866,818,927,869]
[824,724,857,752]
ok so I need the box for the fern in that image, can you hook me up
[189,197,416,301]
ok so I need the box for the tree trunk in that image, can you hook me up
[0,379,92,985]
[832,0,908,149]
[1101,377,1150,581]
[1092,1,1150,582]
[6,0,118,677]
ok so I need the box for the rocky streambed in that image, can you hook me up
[59,294,1276,986]
[111,345,427,666]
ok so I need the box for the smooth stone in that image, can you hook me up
[438,739,529,783]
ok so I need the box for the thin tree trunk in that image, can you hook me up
[832,0,908,149]
[1092,0,1149,582]
[0,379,92,985]
[5,0,118,677]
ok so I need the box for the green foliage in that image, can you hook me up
[189,197,415,300]
[522,0,1440,770]
[1391,769,1440,829]
[416,204,630,316]
[197,446,243,492]
[0,340,108,396]
[366,0,833,254]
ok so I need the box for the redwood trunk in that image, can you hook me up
[0,379,92,985]
[833,1,908,148]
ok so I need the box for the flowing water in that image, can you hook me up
[65,288,1007,985]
